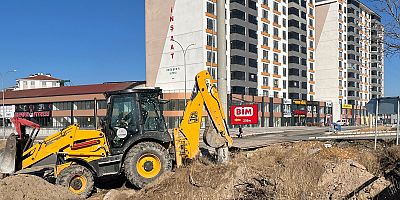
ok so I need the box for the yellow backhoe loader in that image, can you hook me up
[0,70,233,198]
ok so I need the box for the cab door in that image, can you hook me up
[108,94,140,148]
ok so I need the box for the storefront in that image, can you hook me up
[282,99,292,126]
[1,81,144,128]
[325,101,333,125]
[0,105,15,126]
[341,104,353,125]
[306,101,320,124]
[291,99,307,126]
[14,103,53,127]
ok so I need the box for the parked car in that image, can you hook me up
[336,119,349,126]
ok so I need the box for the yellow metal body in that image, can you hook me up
[21,124,109,175]
[174,70,233,167]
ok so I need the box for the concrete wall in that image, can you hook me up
[315,1,342,122]
[146,0,205,92]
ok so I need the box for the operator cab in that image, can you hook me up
[104,88,170,154]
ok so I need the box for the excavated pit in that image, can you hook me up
[1,140,399,200]
[91,141,397,200]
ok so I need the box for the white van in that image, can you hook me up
[336,119,349,126]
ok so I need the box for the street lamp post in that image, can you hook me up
[172,39,195,106]
[1,70,17,139]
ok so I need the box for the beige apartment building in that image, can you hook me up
[315,0,384,123]
[146,0,316,99]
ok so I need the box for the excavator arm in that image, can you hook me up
[173,70,233,167]
[0,117,109,175]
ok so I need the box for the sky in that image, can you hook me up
[0,0,398,96]
[0,0,145,87]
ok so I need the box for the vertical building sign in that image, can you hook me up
[165,6,180,80]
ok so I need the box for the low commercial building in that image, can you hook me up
[0,81,144,128]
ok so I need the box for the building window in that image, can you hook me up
[249,58,258,68]
[231,55,246,65]
[274,15,279,23]
[263,36,268,46]
[207,18,215,30]
[231,25,246,35]
[249,73,257,82]
[249,29,257,39]
[248,14,257,25]
[273,28,279,36]
[207,51,216,63]
[53,102,72,110]
[263,23,269,33]
[273,79,279,88]
[231,9,246,20]
[263,63,268,72]
[274,66,279,74]
[207,34,216,47]
[263,77,269,86]
[273,40,279,49]
[262,9,268,18]
[231,71,246,80]
[273,53,279,62]
[249,43,257,54]
[75,101,95,110]
[207,2,215,15]
[231,40,246,50]
[248,0,257,10]
[273,1,279,11]
[263,50,269,60]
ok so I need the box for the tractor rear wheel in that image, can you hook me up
[56,165,94,198]
[124,142,172,188]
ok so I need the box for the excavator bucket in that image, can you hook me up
[0,133,18,174]
[203,120,226,148]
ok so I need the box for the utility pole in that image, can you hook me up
[1,69,17,139]
[216,0,229,164]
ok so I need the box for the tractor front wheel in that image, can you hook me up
[56,165,94,198]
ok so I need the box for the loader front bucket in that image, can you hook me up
[0,133,18,174]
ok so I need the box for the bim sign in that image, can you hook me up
[230,105,258,125]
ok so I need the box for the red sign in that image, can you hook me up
[230,105,258,125]
[293,110,307,115]
[14,111,51,118]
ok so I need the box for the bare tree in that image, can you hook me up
[370,0,400,55]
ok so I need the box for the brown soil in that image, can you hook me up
[0,174,80,200]
[0,140,5,150]
[93,141,396,200]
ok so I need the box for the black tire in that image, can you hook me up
[124,142,172,188]
[56,164,94,198]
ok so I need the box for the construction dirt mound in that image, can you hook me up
[92,141,393,200]
[0,174,80,200]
